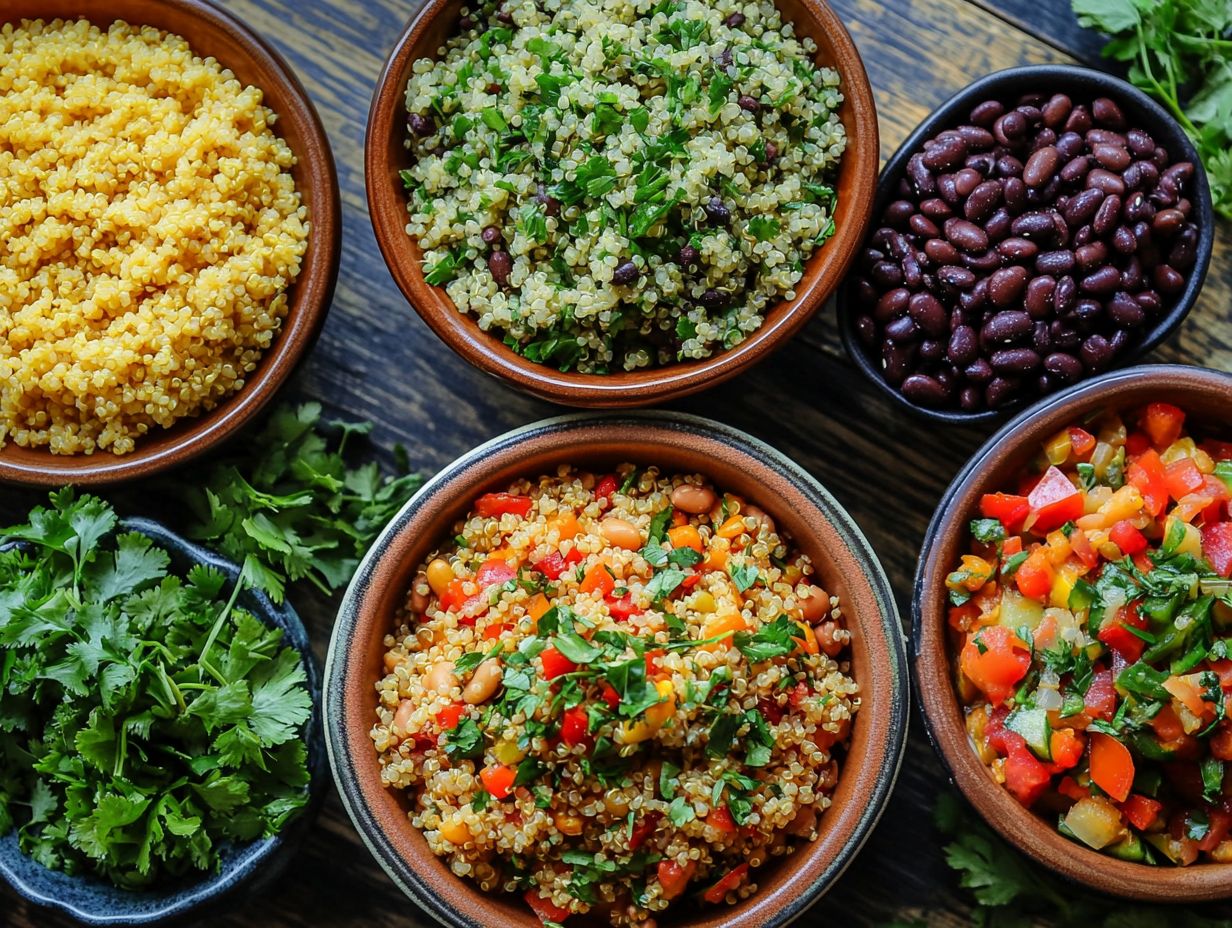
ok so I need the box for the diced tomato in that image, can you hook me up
[1084,668,1117,721]
[657,860,696,900]
[1165,458,1206,501]
[1089,733,1135,802]
[1198,808,1232,853]
[1068,528,1099,569]
[984,705,1011,754]
[438,577,470,613]
[595,474,619,502]
[758,695,785,724]
[1015,548,1055,601]
[579,562,615,597]
[480,764,516,800]
[1057,776,1088,802]
[607,594,641,622]
[1109,520,1148,556]
[960,626,1032,705]
[645,649,664,677]
[1125,432,1150,456]
[1120,794,1163,831]
[1099,602,1148,662]
[680,573,701,590]
[599,682,620,711]
[1152,704,1186,742]
[559,705,591,748]
[629,811,661,851]
[981,493,1031,532]
[1128,449,1169,518]
[539,646,577,680]
[1026,466,1084,533]
[524,889,571,924]
[1049,728,1085,770]
[534,551,569,580]
[436,703,466,731]
[787,681,810,708]
[1069,427,1097,461]
[1004,737,1052,806]
[703,864,749,904]
[707,805,737,834]
[1201,523,1232,578]
[475,492,534,518]
[1002,535,1023,558]
[483,622,508,640]
[475,558,517,589]
[948,601,980,633]
[1141,402,1185,449]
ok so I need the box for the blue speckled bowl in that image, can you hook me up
[0,517,327,925]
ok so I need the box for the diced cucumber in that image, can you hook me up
[1106,833,1146,862]
[1129,732,1176,763]
[999,589,1045,631]
[1005,706,1051,761]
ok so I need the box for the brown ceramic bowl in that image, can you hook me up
[365,1,879,408]
[0,0,340,486]
[324,412,909,927]
[914,364,1232,901]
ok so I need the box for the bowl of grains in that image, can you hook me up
[365,0,878,407]
[838,66,1214,424]
[323,412,908,928]
[0,0,340,485]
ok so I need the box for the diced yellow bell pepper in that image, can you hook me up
[621,680,675,743]
[1050,568,1079,610]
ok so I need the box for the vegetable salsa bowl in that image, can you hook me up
[914,364,1232,901]
[324,413,908,928]
[365,0,878,407]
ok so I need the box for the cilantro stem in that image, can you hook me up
[197,559,248,671]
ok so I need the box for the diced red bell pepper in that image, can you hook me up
[1165,458,1206,501]
[1058,776,1088,802]
[534,547,584,580]
[981,493,1031,532]
[475,492,534,518]
[607,594,641,622]
[559,705,591,747]
[629,811,661,851]
[645,649,664,677]
[595,474,619,503]
[984,705,1012,755]
[1120,794,1163,831]
[657,860,695,900]
[1015,548,1055,601]
[579,562,615,597]
[1027,466,1084,533]
[960,626,1032,705]
[1049,728,1085,770]
[599,682,620,711]
[1004,736,1052,806]
[1099,602,1148,662]
[436,702,466,731]
[1069,427,1097,461]
[1069,528,1100,569]
[1201,523,1232,578]
[1128,449,1169,518]
[1198,808,1232,853]
[480,764,516,799]
[1141,402,1185,449]
[1089,733,1135,803]
[539,646,577,680]
[1109,520,1148,556]
[706,805,737,834]
[524,889,571,925]
[703,864,749,904]
[438,577,470,613]
[459,557,518,620]
[679,572,701,591]
[1084,668,1117,721]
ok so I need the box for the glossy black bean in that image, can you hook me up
[612,260,640,285]
[1054,275,1077,313]
[937,265,976,289]
[900,374,949,406]
[1080,266,1121,295]
[923,136,968,172]
[1041,94,1073,129]
[1092,97,1126,129]
[1123,160,1158,192]
[1025,275,1057,318]
[1112,225,1138,255]
[985,376,1022,408]
[882,344,917,385]
[901,251,924,288]
[924,238,961,266]
[1064,105,1092,134]
[1092,195,1122,236]
[1059,155,1091,185]
[677,243,700,267]
[965,358,994,384]
[994,111,1028,146]
[1002,177,1027,214]
[1023,146,1060,187]
[1154,264,1185,295]
[907,154,935,196]
[1044,352,1084,383]
[982,310,1033,343]
[971,100,1006,127]
[1074,242,1108,273]
[1169,225,1198,271]
[987,267,1029,307]
[984,208,1013,242]
[996,237,1038,261]
[884,315,920,343]
[1108,291,1146,327]
[908,292,948,337]
[919,198,953,219]
[1086,169,1126,196]
[1064,188,1104,227]
[1080,333,1114,370]
[488,250,512,288]
[944,218,989,253]
[947,325,979,365]
[883,200,915,228]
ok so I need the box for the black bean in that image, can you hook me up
[883,200,915,228]
[1086,128,1127,147]
[1092,97,1126,129]
[988,267,1030,307]
[1154,264,1185,295]
[1035,250,1074,276]
[738,95,761,113]
[1016,104,1043,125]
[1161,161,1194,193]
[919,198,953,219]
[882,344,917,386]
[923,136,968,172]
[901,374,949,406]
[908,292,948,337]
[1072,224,1093,247]
[962,250,1002,272]
[1169,225,1198,271]
[947,325,979,365]
[938,265,977,289]
[1065,105,1092,134]
[1023,146,1060,187]
[1153,146,1170,169]
[985,376,1022,408]
[677,243,700,267]
[1152,208,1185,236]
[1054,275,1078,313]
[902,252,924,288]
[994,110,1028,145]
[704,196,730,224]
[1002,177,1027,215]
[1091,143,1130,172]
[612,260,640,285]
[996,236,1038,261]
[965,358,995,384]
[884,315,920,343]
[1011,211,1055,239]
[481,225,502,245]
[1080,266,1120,295]
[958,126,996,151]
[1025,275,1057,318]
[1092,195,1121,236]
[408,112,434,136]
[919,339,945,361]
[1056,131,1085,161]
[907,154,936,196]
[488,250,512,288]
[970,100,1005,127]
[1059,155,1091,185]
[959,387,982,411]
[1126,128,1154,157]
[724,11,745,26]
[1044,352,1083,383]
[953,168,983,197]
[1121,256,1144,292]
[1136,290,1163,314]
[938,174,961,207]
[909,214,940,238]
[1112,225,1137,255]
[1041,94,1072,129]
[1123,160,1158,192]
[982,310,1033,343]
[964,181,1003,221]
[1074,242,1108,273]
[1081,333,1114,370]
[966,152,997,175]
[866,262,898,290]
[996,154,1025,179]
[856,278,877,306]
[1032,320,1052,352]
[1086,169,1126,196]
[985,209,1013,242]
[855,314,877,346]
[944,218,989,253]
[871,288,908,322]
[924,238,961,266]
[1064,188,1104,227]
[1108,291,1146,327]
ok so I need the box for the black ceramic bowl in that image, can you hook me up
[0,518,327,925]
[837,65,1215,425]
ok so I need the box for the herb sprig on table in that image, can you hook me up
[0,491,313,889]
[1072,0,1232,218]
[179,402,424,603]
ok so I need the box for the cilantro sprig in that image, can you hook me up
[0,491,313,889]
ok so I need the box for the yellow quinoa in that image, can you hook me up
[0,19,309,455]
[372,465,858,927]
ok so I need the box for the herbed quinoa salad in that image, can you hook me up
[371,466,858,926]
[397,0,847,373]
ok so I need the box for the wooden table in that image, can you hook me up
[6,0,1230,924]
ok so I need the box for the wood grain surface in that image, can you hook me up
[3,0,1230,924]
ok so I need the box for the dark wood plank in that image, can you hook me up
[3,0,1231,925]
[973,0,1110,62]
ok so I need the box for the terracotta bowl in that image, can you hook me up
[914,364,1232,901]
[837,65,1215,426]
[365,1,878,407]
[0,0,340,486]
[324,412,909,927]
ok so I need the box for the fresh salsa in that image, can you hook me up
[948,403,1232,865]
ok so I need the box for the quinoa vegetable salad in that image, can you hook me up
[0,19,308,455]
[371,466,858,925]
[397,0,847,373]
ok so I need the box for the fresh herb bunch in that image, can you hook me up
[1072,0,1232,218]
[181,402,424,603]
[902,793,1232,928]
[0,491,313,889]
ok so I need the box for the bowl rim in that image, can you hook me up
[0,0,342,487]
[323,410,910,927]
[912,363,1232,901]
[363,0,880,408]
[0,515,327,925]
[836,63,1216,426]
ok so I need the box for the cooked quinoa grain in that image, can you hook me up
[400,0,846,373]
[0,19,308,455]
[373,466,858,925]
